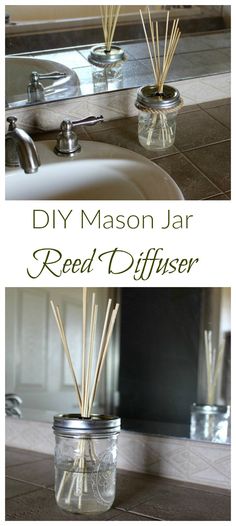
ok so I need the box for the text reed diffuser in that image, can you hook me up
[51,290,120,514]
[191,330,230,443]
[88,6,126,85]
[136,8,183,151]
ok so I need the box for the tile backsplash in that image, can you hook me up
[5,73,230,134]
[6,418,230,490]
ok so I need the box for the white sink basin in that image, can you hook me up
[6,56,79,107]
[5,140,183,200]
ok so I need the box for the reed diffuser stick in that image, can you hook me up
[88,298,112,414]
[204,330,225,405]
[83,298,98,417]
[139,8,181,147]
[50,300,82,409]
[140,8,181,92]
[81,287,87,415]
[51,290,119,509]
[89,303,120,413]
[100,6,121,52]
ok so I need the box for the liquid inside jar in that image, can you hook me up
[138,111,177,150]
[55,460,116,514]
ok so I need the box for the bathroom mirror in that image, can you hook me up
[5,287,231,444]
[5,5,231,109]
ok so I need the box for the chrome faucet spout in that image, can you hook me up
[5,116,40,174]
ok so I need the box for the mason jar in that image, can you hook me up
[53,414,121,515]
[136,85,183,151]
[88,45,125,89]
[190,403,230,444]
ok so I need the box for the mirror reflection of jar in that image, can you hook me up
[190,403,231,444]
[88,45,125,92]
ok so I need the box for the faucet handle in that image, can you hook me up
[54,116,103,156]
[54,119,81,156]
[30,71,67,82]
[7,116,18,130]
[72,116,103,127]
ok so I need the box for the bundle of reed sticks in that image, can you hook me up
[51,289,119,509]
[139,8,181,148]
[50,289,119,417]
[140,7,181,93]
[100,6,121,52]
[204,330,225,405]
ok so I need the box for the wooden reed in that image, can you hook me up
[140,7,181,93]
[100,6,121,52]
[204,330,225,405]
[50,290,119,417]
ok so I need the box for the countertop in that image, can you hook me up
[33,97,231,201]
[6,447,230,521]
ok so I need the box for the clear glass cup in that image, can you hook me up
[190,403,231,444]
[53,414,120,514]
[136,84,182,151]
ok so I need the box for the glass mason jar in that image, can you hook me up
[136,85,183,151]
[88,45,125,91]
[190,403,231,444]
[53,414,121,515]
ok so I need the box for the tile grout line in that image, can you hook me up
[198,105,231,130]
[114,507,162,521]
[178,137,230,154]
[6,475,52,491]
[179,151,224,194]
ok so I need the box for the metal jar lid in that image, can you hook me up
[191,403,229,415]
[136,84,181,111]
[88,45,125,66]
[53,413,121,437]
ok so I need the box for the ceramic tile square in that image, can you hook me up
[185,141,231,193]
[200,73,231,96]
[6,477,39,499]
[176,78,230,105]
[129,485,230,521]
[33,49,88,68]
[6,458,55,488]
[155,154,221,200]
[175,109,230,151]
[6,446,48,467]
[202,104,230,128]
[187,442,231,488]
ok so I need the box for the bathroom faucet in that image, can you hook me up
[5,393,22,418]
[5,116,40,174]
[54,116,104,156]
[28,71,67,103]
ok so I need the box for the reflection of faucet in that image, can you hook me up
[54,116,104,156]
[5,116,40,174]
[5,393,22,418]
[27,71,67,103]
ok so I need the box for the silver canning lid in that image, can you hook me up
[89,45,125,65]
[137,84,181,110]
[191,403,229,414]
[53,413,121,436]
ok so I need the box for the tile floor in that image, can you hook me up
[6,447,230,521]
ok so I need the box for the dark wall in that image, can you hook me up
[119,288,202,426]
